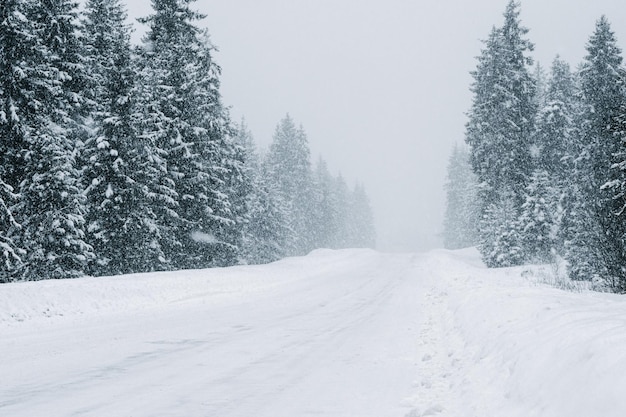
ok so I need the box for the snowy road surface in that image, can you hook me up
[3,249,626,416]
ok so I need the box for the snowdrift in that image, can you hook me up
[0,249,374,329]
[410,248,626,417]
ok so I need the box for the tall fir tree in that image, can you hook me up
[534,58,577,176]
[330,174,351,249]
[15,0,93,280]
[480,186,524,268]
[82,0,170,275]
[575,16,626,289]
[0,0,37,280]
[310,157,337,249]
[518,169,556,262]
[525,57,577,263]
[465,0,537,266]
[234,120,287,264]
[265,114,315,256]
[0,179,23,282]
[443,144,480,250]
[138,0,242,269]
[347,183,376,248]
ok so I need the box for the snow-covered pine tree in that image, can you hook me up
[0,0,35,280]
[480,187,524,268]
[535,58,577,177]
[0,181,23,282]
[330,173,351,249]
[82,0,170,275]
[0,0,34,191]
[234,121,274,264]
[443,144,479,250]
[138,0,242,269]
[15,0,93,280]
[246,180,290,264]
[576,16,626,289]
[465,1,536,267]
[348,183,376,248]
[226,118,255,264]
[563,181,607,283]
[245,164,290,264]
[526,57,577,263]
[465,26,506,196]
[518,169,555,262]
[265,115,315,256]
[310,157,337,249]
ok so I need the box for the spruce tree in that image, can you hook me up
[266,115,315,256]
[235,120,290,264]
[138,0,242,269]
[0,0,35,280]
[519,169,555,262]
[331,174,351,249]
[0,179,23,282]
[15,0,93,280]
[310,157,337,249]
[534,58,577,177]
[465,1,536,266]
[443,144,479,250]
[480,187,524,268]
[527,57,577,262]
[348,183,376,248]
[245,165,290,264]
[82,0,170,275]
[576,16,626,289]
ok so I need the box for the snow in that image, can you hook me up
[1,248,626,416]
[190,230,220,244]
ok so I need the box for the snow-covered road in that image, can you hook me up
[3,248,626,417]
[0,250,425,417]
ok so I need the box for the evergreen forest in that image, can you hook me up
[0,0,376,282]
[444,0,626,293]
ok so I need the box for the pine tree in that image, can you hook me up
[82,0,170,275]
[534,58,577,176]
[230,118,257,263]
[0,0,35,280]
[14,0,93,280]
[465,26,506,194]
[528,57,577,262]
[0,179,23,282]
[330,174,351,249]
[563,182,606,283]
[519,169,555,262]
[265,114,315,256]
[480,187,524,268]
[348,183,376,248]
[234,119,290,264]
[443,144,479,249]
[467,1,536,198]
[576,16,626,289]
[465,0,537,267]
[310,157,337,249]
[245,164,290,264]
[138,0,241,269]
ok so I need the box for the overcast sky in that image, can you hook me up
[119,0,626,252]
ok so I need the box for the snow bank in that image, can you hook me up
[0,249,375,328]
[410,248,626,417]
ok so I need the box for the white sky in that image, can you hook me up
[118,0,626,252]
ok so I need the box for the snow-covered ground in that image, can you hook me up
[1,248,626,416]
